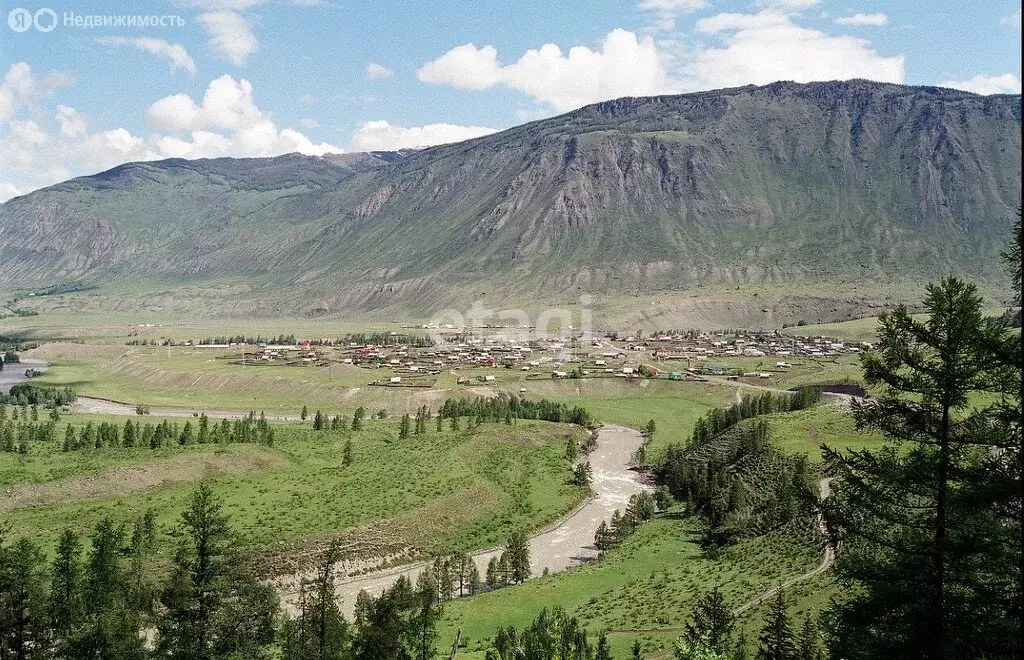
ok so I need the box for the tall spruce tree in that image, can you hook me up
[157,483,232,659]
[76,518,146,659]
[684,587,734,655]
[822,277,1019,658]
[0,532,49,660]
[504,532,531,584]
[49,529,84,642]
[756,591,796,660]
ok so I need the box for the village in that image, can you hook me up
[173,328,868,388]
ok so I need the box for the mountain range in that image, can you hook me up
[0,79,1020,326]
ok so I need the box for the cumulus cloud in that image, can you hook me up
[418,29,677,111]
[417,43,502,90]
[147,75,264,131]
[0,63,34,124]
[365,62,394,79]
[198,10,257,65]
[145,75,341,156]
[348,120,497,151]
[0,68,342,200]
[96,37,197,73]
[835,13,889,26]
[55,105,87,137]
[938,73,1022,95]
[685,11,904,88]
[418,18,903,111]
[0,62,73,123]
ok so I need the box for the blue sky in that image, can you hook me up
[0,0,1020,200]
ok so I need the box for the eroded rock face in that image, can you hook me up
[1,81,1019,316]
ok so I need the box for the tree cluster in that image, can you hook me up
[47,412,276,452]
[1,384,76,407]
[0,485,279,660]
[675,589,821,660]
[658,420,816,550]
[438,394,594,428]
[489,607,606,660]
[689,390,820,449]
[485,532,531,590]
[0,483,457,660]
[594,492,659,553]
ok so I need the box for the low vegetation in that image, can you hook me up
[0,412,587,568]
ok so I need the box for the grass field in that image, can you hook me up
[1,415,587,571]
[437,512,822,658]
[782,307,1011,344]
[2,317,888,657]
[433,398,883,658]
[22,344,742,436]
[766,404,885,460]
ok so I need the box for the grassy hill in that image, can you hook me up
[0,80,1019,323]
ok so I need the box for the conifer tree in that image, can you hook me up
[757,591,796,660]
[49,529,84,641]
[823,277,1019,658]
[684,587,734,655]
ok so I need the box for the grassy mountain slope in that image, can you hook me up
[0,80,1019,319]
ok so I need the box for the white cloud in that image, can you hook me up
[418,20,903,110]
[418,29,678,111]
[0,63,34,124]
[145,75,341,155]
[516,106,553,122]
[0,182,23,203]
[938,73,1022,95]
[365,62,394,79]
[418,43,502,91]
[686,11,904,88]
[198,10,257,65]
[147,75,263,131]
[349,120,497,151]
[835,12,889,26]
[96,37,197,74]
[638,0,709,31]
[753,0,819,9]
[55,105,86,137]
[1,73,342,199]
[0,62,73,124]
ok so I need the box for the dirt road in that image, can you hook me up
[276,424,651,616]
[730,477,835,617]
[639,477,836,659]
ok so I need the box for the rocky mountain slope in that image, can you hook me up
[0,80,1019,319]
